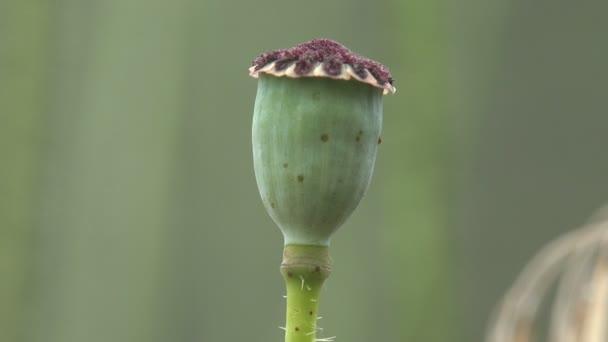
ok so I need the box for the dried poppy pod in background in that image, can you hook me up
[250,39,395,247]
[487,207,608,342]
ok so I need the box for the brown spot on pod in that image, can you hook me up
[355,129,363,142]
[297,175,304,183]
[320,133,329,142]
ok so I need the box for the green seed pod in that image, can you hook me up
[250,39,394,246]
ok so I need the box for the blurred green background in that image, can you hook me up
[1,0,607,341]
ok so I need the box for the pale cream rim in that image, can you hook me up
[249,62,396,95]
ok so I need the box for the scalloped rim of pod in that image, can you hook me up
[249,39,396,95]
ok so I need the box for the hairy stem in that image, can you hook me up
[281,245,332,342]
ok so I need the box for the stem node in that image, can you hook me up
[280,245,332,342]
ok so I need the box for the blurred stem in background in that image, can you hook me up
[0,2,49,341]
[382,0,459,340]
[4,2,190,342]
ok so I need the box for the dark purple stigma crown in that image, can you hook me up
[249,39,395,94]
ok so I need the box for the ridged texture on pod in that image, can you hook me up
[252,74,383,246]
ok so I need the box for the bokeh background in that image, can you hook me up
[2,0,607,341]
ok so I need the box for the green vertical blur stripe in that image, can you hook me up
[23,1,189,342]
[0,2,49,341]
[382,0,459,340]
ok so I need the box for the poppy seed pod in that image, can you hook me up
[250,39,395,247]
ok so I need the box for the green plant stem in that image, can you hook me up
[281,245,332,342]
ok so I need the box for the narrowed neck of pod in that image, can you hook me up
[280,244,332,342]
